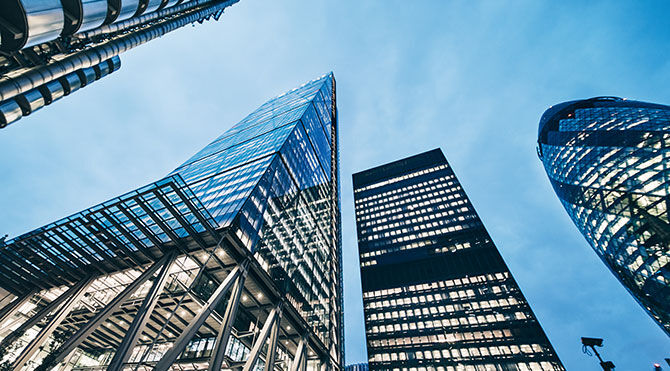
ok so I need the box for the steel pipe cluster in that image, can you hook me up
[0,0,237,128]
[0,56,120,127]
[0,0,236,103]
[0,0,210,51]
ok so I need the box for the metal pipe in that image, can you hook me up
[0,99,22,127]
[0,0,238,102]
[1,56,120,128]
[75,0,209,38]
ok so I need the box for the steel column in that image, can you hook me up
[242,304,282,371]
[46,251,177,368]
[11,276,94,370]
[289,337,307,371]
[0,290,36,328]
[0,293,14,309]
[153,263,246,371]
[0,277,92,350]
[106,251,177,370]
[263,304,282,371]
[208,267,248,371]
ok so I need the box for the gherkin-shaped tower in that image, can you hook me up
[537,96,670,336]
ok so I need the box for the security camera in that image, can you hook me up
[581,337,603,347]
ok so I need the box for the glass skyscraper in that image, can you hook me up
[353,149,564,371]
[0,0,240,128]
[0,73,343,371]
[537,96,670,336]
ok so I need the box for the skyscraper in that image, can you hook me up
[353,149,564,371]
[537,96,670,336]
[0,0,240,128]
[0,73,343,371]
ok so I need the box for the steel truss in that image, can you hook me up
[0,176,336,371]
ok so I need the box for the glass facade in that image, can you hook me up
[537,96,670,336]
[0,73,342,370]
[353,149,564,371]
[170,73,342,354]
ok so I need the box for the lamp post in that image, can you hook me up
[581,337,615,370]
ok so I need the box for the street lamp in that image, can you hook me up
[581,337,615,370]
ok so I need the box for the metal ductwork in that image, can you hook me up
[0,56,120,128]
[0,0,239,128]
[0,0,237,52]
[0,0,236,103]
[0,100,23,127]
[0,0,65,50]
[76,0,209,39]
[64,0,109,34]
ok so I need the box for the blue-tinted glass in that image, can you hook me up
[538,97,670,335]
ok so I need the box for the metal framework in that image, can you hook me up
[0,73,341,371]
[0,175,335,371]
[0,0,240,128]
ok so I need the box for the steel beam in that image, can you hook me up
[0,290,35,328]
[208,267,248,371]
[263,304,282,371]
[0,276,92,350]
[0,293,14,309]
[289,337,307,371]
[242,304,282,371]
[153,263,246,371]
[11,276,94,370]
[45,251,177,368]
[106,251,177,371]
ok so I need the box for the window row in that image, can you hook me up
[369,343,548,363]
[356,188,466,217]
[364,284,515,310]
[363,273,510,299]
[368,329,514,348]
[355,173,453,204]
[366,297,522,323]
[354,165,449,194]
[366,311,530,334]
[368,362,558,371]
[355,175,457,208]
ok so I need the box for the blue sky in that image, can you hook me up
[1,0,669,369]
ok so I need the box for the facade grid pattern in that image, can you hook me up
[537,97,670,336]
[0,74,342,371]
[353,149,564,371]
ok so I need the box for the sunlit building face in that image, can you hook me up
[353,149,565,371]
[537,96,670,336]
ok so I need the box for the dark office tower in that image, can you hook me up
[0,73,343,371]
[353,149,564,371]
[537,96,670,336]
[0,0,240,128]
